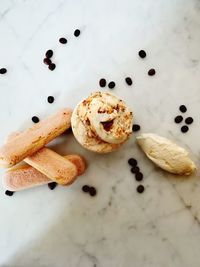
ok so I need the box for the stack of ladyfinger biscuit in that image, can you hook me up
[0,108,86,192]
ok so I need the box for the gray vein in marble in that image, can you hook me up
[19,0,66,54]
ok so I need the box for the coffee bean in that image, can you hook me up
[48,63,56,71]
[48,182,57,190]
[99,78,106,87]
[132,124,140,132]
[137,185,145,193]
[82,185,90,193]
[5,190,14,196]
[138,50,146,58]
[45,50,53,58]
[89,187,97,196]
[185,117,193,125]
[179,105,187,113]
[135,172,143,181]
[74,29,81,37]
[0,68,7,74]
[43,58,52,65]
[181,125,189,133]
[174,115,183,123]
[125,77,132,86]
[59,37,67,44]
[131,166,140,174]
[148,69,156,76]
[108,81,115,89]
[128,158,137,167]
[32,116,39,123]
[47,96,54,104]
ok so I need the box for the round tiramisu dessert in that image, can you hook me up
[71,91,133,153]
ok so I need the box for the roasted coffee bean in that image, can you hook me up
[136,185,145,193]
[32,116,39,123]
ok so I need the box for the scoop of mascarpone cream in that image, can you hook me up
[71,92,133,153]
[137,133,196,175]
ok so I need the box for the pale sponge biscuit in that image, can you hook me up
[71,92,133,153]
[137,133,196,175]
[2,154,86,191]
[25,148,78,185]
[0,108,72,168]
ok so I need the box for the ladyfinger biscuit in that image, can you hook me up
[5,131,86,178]
[24,148,78,185]
[0,108,72,167]
[2,154,86,191]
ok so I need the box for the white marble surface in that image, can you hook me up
[0,0,200,266]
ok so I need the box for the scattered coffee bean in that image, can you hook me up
[132,124,141,132]
[45,49,53,58]
[148,69,156,76]
[128,158,137,167]
[0,68,7,74]
[137,185,145,193]
[5,190,14,196]
[48,63,56,71]
[131,166,140,174]
[99,78,106,87]
[48,182,57,190]
[181,125,189,133]
[82,185,90,193]
[32,116,40,123]
[47,96,54,104]
[59,37,67,44]
[174,115,183,124]
[108,81,115,89]
[179,105,187,113]
[185,117,193,125]
[125,77,132,86]
[74,29,81,37]
[138,50,146,58]
[89,187,97,197]
[43,58,52,65]
[135,172,143,181]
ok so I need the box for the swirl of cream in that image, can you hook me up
[87,93,132,144]
[71,92,133,153]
